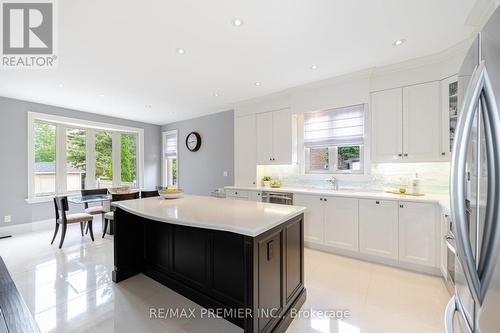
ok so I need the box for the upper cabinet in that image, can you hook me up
[371,81,441,162]
[235,114,257,186]
[440,76,459,160]
[402,81,440,162]
[256,108,296,165]
[371,88,403,162]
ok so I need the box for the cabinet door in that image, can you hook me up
[403,82,440,161]
[399,202,437,267]
[294,194,324,244]
[235,114,257,185]
[324,196,359,252]
[359,199,398,260]
[371,88,403,162]
[256,112,274,164]
[248,191,262,202]
[272,108,292,164]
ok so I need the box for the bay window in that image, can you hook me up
[303,104,366,174]
[28,112,144,199]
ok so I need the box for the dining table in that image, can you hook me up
[68,194,112,235]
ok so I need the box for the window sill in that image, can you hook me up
[25,197,53,204]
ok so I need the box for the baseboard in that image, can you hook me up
[0,219,54,237]
[305,242,442,277]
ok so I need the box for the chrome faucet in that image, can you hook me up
[326,176,339,190]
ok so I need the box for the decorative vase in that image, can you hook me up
[263,181,271,188]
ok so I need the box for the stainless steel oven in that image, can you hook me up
[261,191,293,205]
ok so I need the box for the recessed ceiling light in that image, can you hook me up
[213,93,220,97]
[99,94,105,98]
[176,48,186,55]
[231,18,243,27]
[392,39,406,46]
[310,64,318,70]
[145,104,152,109]
[254,81,261,86]
[57,83,64,88]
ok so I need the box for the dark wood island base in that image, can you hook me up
[113,208,306,333]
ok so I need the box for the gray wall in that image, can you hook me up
[0,96,161,226]
[161,110,234,196]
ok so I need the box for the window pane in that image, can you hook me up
[66,128,86,191]
[95,131,113,189]
[309,147,329,172]
[34,122,56,195]
[337,146,361,171]
[120,133,138,188]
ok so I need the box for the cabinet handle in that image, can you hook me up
[404,153,408,157]
[235,192,238,195]
[320,198,323,201]
[269,157,272,161]
[398,153,403,157]
[442,152,446,156]
[400,204,404,208]
[324,198,327,202]
[376,201,380,204]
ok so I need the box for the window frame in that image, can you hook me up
[161,129,179,188]
[27,112,144,199]
[300,104,370,176]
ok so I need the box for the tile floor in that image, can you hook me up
[0,218,450,333]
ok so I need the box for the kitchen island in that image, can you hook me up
[112,195,306,333]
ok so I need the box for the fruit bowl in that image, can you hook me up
[158,189,184,199]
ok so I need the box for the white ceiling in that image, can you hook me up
[0,0,485,125]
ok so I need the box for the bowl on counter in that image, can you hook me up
[158,189,184,199]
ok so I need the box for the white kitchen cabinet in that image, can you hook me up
[256,108,295,165]
[324,196,359,252]
[248,191,262,202]
[398,202,437,267]
[371,81,441,163]
[440,76,459,160]
[359,199,399,260]
[235,114,257,186]
[294,194,324,244]
[256,112,274,164]
[402,82,441,162]
[371,88,403,162]
[225,189,250,200]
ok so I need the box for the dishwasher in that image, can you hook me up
[261,191,293,205]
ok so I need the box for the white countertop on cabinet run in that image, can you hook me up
[225,186,451,215]
[112,195,306,237]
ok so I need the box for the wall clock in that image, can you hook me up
[186,132,202,152]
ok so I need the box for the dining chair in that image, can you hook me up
[140,189,159,198]
[51,196,94,248]
[81,188,109,234]
[102,192,140,238]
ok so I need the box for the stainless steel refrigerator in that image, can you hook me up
[446,5,500,333]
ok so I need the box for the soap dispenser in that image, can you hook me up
[412,173,421,195]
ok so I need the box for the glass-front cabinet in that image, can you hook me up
[440,75,459,159]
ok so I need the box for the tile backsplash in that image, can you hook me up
[257,162,450,194]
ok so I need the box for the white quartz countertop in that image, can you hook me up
[112,195,306,237]
[225,186,451,215]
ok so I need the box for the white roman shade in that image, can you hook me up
[165,132,177,158]
[303,104,365,148]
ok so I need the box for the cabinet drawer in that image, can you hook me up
[225,189,249,199]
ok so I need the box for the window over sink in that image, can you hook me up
[303,104,366,174]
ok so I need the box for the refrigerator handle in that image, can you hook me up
[444,296,456,333]
[476,68,500,303]
[451,60,485,304]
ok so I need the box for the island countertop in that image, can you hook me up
[112,195,306,237]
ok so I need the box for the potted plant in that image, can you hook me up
[262,176,272,188]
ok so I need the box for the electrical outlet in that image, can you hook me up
[223,171,228,177]
[4,215,11,223]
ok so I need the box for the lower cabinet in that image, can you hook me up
[324,197,359,252]
[294,194,324,244]
[359,199,399,260]
[398,201,437,267]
